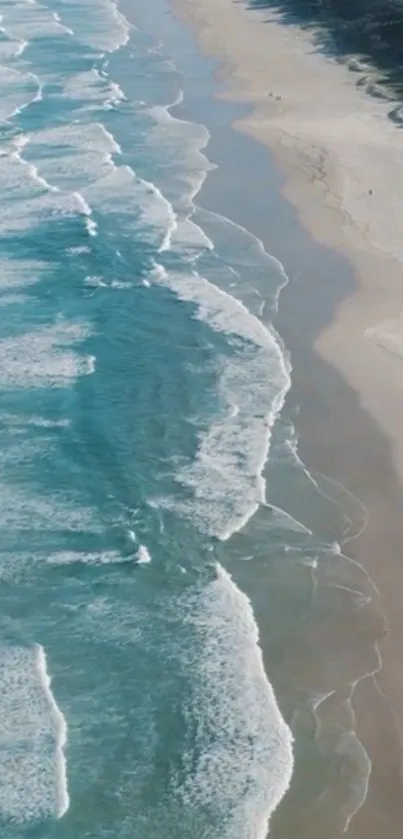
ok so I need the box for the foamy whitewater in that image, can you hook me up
[0,0,383,835]
[0,645,68,824]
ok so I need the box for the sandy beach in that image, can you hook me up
[168,0,403,835]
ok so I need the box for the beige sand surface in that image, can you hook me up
[172,0,403,480]
[168,0,403,835]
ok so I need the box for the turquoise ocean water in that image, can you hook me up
[0,0,385,836]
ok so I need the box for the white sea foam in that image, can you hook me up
[147,90,212,189]
[268,503,313,535]
[144,90,289,312]
[146,179,177,252]
[150,264,290,539]
[178,352,288,540]
[67,244,91,255]
[172,217,214,256]
[0,643,69,824]
[0,1,74,41]
[86,216,98,236]
[84,274,107,288]
[72,191,98,236]
[0,37,26,61]
[26,415,70,428]
[179,565,293,837]
[0,291,27,306]
[62,69,126,107]
[144,92,214,254]
[12,135,59,192]
[52,10,73,36]
[0,150,100,233]
[0,258,49,290]
[145,85,289,317]
[0,504,100,566]
[0,322,93,389]
[136,544,152,564]
[103,80,127,109]
[0,65,39,121]
[17,107,178,254]
[36,646,69,819]
[110,279,129,288]
[81,165,177,250]
[151,263,279,348]
[25,122,121,192]
[15,37,27,55]
[46,550,122,566]
[47,0,131,52]
[82,166,178,251]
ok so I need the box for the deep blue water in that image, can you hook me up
[0,1,385,836]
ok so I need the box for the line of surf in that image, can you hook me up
[182,564,294,838]
[36,645,70,819]
[0,643,69,823]
[138,87,293,541]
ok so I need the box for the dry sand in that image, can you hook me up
[168,0,403,836]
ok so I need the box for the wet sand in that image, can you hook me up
[168,0,403,835]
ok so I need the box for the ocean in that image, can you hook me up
[0,0,385,836]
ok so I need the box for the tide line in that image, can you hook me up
[36,645,69,819]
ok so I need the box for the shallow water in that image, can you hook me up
[0,0,385,836]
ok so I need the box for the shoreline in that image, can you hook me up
[165,0,403,836]
[170,0,403,486]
